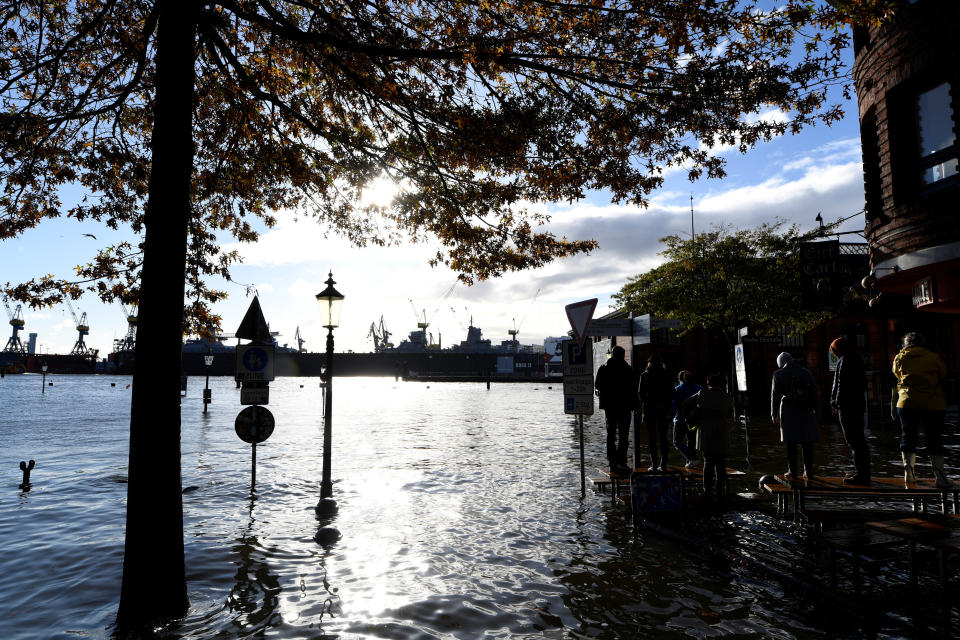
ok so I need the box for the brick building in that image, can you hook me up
[853,0,960,313]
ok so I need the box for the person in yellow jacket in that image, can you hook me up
[892,332,953,488]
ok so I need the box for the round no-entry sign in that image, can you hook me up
[235,405,275,444]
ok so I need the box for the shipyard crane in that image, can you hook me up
[294,326,306,353]
[448,306,467,334]
[507,318,519,340]
[367,316,393,352]
[409,299,429,330]
[510,288,541,342]
[2,297,27,354]
[408,280,459,347]
[114,303,138,353]
[65,299,92,356]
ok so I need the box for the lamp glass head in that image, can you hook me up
[316,271,344,328]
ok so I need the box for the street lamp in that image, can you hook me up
[41,362,48,394]
[315,271,344,509]
[203,349,214,413]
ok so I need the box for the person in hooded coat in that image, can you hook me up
[770,352,819,481]
[830,337,871,485]
[594,346,638,475]
[893,332,953,488]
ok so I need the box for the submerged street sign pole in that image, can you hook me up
[564,299,597,497]
[234,296,277,492]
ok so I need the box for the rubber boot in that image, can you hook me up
[902,452,917,485]
[932,455,954,489]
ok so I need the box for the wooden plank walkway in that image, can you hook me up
[761,475,960,524]
[590,465,747,499]
[866,515,960,593]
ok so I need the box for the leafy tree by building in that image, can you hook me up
[613,221,833,347]
[0,0,894,633]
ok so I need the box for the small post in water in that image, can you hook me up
[19,459,35,490]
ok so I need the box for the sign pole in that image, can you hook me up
[234,404,275,493]
[579,415,586,497]
[251,442,257,491]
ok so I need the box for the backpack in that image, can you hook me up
[783,372,814,407]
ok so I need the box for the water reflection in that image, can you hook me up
[227,496,283,633]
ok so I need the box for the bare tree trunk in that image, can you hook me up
[116,1,196,632]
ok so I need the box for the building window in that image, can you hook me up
[860,107,883,219]
[915,83,958,185]
[912,277,935,307]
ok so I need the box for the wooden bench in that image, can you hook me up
[812,527,905,595]
[761,481,794,515]
[866,515,960,592]
[593,465,747,497]
[771,475,960,523]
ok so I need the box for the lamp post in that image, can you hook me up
[203,349,214,413]
[41,362,48,393]
[315,271,344,508]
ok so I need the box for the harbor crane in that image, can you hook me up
[65,299,93,356]
[508,288,540,342]
[2,297,27,354]
[409,299,429,330]
[114,303,138,353]
[367,316,393,352]
[408,280,458,347]
[294,326,306,352]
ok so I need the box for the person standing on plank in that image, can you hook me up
[594,346,638,476]
[638,353,674,471]
[893,332,953,488]
[771,352,820,482]
[829,337,871,486]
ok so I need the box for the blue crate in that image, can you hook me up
[631,473,683,514]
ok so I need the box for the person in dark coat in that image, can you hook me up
[830,337,871,485]
[594,346,638,474]
[638,353,674,471]
[671,370,702,467]
[770,352,819,481]
[682,373,732,501]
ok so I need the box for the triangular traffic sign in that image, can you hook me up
[236,296,272,343]
[565,298,598,346]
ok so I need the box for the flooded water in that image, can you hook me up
[0,374,955,639]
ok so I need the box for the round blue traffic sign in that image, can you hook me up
[242,347,269,372]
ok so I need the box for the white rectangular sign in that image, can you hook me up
[633,314,681,344]
[734,344,747,391]
[240,381,270,405]
[235,344,276,381]
[562,340,594,415]
[585,318,633,336]
[564,395,594,415]
[563,375,594,396]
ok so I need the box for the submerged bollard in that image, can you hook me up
[19,460,35,490]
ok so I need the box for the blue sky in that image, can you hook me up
[2,76,867,358]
